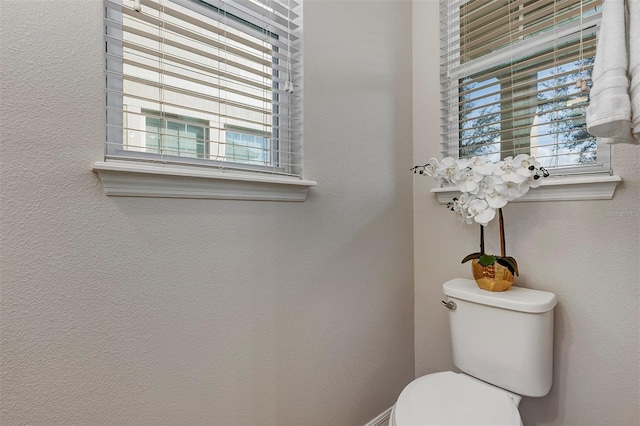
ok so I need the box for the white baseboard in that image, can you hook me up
[364,406,393,426]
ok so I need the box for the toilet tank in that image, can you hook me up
[443,278,557,397]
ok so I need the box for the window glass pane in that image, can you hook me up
[226,130,270,165]
[459,77,501,160]
[532,58,595,168]
[144,114,208,158]
[145,117,161,152]
[458,45,596,168]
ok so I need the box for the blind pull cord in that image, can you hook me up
[284,0,294,93]
[133,0,141,12]
[575,0,589,92]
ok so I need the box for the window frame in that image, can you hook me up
[94,0,316,201]
[440,0,611,177]
[434,0,620,202]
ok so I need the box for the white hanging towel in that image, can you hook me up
[586,0,639,145]
[629,0,639,140]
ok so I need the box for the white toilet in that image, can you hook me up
[390,278,557,426]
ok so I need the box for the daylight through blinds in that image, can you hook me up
[440,0,609,174]
[105,0,302,177]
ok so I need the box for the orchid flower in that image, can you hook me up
[412,154,548,226]
[467,199,496,226]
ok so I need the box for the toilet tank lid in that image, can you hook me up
[443,278,557,313]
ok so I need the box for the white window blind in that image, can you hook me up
[441,0,609,175]
[104,0,303,177]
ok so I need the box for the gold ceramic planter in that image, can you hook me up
[472,258,515,292]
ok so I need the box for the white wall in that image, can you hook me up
[413,1,640,425]
[0,1,414,424]
[5,1,636,424]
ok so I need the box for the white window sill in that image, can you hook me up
[431,174,622,204]
[92,160,317,201]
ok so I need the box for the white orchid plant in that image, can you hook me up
[413,154,549,226]
[412,154,549,276]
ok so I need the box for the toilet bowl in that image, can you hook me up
[390,371,522,426]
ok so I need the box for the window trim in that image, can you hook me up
[431,173,621,204]
[92,160,317,201]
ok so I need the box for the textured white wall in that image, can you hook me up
[413,1,640,425]
[0,0,414,424]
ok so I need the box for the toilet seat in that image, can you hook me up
[391,371,522,426]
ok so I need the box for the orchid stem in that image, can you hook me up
[480,225,485,254]
[499,208,506,257]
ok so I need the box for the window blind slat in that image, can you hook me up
[459,0,601,62]
[125,2,270,53]
[169,0,301,51]
[454,103,591,138]
[121,47,272,92]
[456,37,595,94]
[457,77,593,121]
[441,0,602,76]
